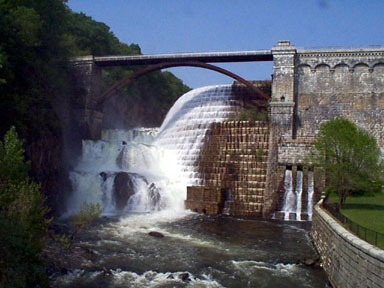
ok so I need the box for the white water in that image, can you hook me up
[67,128,183,215]
[154,84,242,186]
[282,170,296,220]
[279,169,315,221]
[295,170,303,221]
[307,171,314,220]
[67,84,242,216]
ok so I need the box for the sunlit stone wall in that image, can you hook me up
[295,49,384,148]
[311,198,384,288]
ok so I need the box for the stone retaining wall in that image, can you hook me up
[311,198,384,288]
[277,138,313,165]
[185,121,269,217]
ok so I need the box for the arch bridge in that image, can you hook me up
[70,41,384,144]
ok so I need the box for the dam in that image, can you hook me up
[69,41,384,219]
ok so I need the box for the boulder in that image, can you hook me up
[148,183,162,210]
[148,231,164,238]
[179,272,190,282]
[99,172,108,181]
[113,172,136,210]
[303,257,319,267]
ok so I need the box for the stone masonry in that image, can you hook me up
[311,198,384,288]
[69,56,104,140]
[185,121,269,217]
[295,47,384,148]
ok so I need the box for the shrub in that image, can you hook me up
[0,127,51,288]
[70,201,102,233]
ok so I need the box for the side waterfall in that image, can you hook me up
[295,170,303,221]
[307,171,314,220]
[281,170,295,220]
[277,169,314,221]
[67,84,243,215]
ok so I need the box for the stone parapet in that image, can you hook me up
[311,198,384,288]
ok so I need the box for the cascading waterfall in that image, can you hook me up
[67,128,176,215]
[307,171,314,220]
[54,84,330,287]
[295,170,303,221]
[278,169,315,221]
[281,170,295,220]
[154,84,242,186]
[67,84,243,215]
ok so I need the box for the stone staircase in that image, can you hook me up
[185,120,269,217]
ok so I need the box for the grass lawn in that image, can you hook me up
[327,193,384,249]
[328,193,384,233]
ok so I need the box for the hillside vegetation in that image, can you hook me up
[0,0,190,210]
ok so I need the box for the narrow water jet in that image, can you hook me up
[282,169,296,220]
[307,171,314,220]
[295,170,303,221]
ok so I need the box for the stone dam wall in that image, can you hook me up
[185,121,269,217]
[295,48,384,148]
[311,198,384,288]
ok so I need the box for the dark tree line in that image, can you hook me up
[0,0,189,140]
[0,1,189,286]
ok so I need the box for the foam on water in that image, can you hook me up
[66,84,242,216]
[154,84,242,186]
[52,269,224,288]
[231,260,298,275]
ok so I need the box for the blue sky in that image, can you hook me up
[67,0,384,88]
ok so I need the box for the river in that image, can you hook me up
[51,211,328,288]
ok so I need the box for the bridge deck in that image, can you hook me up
[94,50,273,66]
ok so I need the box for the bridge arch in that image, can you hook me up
[96,61,270,108]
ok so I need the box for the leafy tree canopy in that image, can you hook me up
[310,118,383,208]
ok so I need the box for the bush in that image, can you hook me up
[236,108,268,122]
[70,201,102,233]
[0,127,51,288]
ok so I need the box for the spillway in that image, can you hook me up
[66,84,243,215]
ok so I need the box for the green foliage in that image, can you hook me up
[0,127,29,185]
[54,233,72,250]
[0,127,51,288]
[65,11,141,56]
[238,111,248,121]
[0,0,69,139]
[256,148,264,161]
[236,108,269,122]
[311,118,383,208]
[70,201,102,233]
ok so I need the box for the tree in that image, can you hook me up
[0,127,51,288]
[310,118,383,208]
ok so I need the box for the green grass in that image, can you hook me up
[328,193,384,234]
